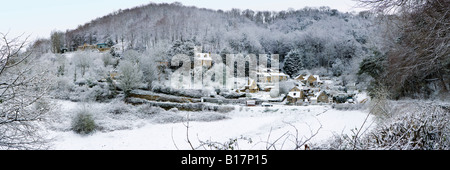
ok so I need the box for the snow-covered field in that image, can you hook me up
[45,100,374,150]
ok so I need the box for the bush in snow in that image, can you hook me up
[169,107,179,112]
[367,87,393,123]
[316,102,450,150]
[80,83,112,102]
[152,112,185,123]
[137,104,165,116]
[51,76,75,100]
[68,85,89,102]
[279,80,296,95]
[106,99,131,115]
[216,105,235,113]
[101,53,118,67]
[71,108,97,135]
[270,88,280,98]
[34,99,51,113]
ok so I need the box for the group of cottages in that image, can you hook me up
[76,43,112,52]
[193,46,290,93]
[295,74,323,87]
[193,46,213,68]
[256,66,289,92]
[238,79,259,93]
[194,53,213,68]
[286,74,329,105]
[286,74,360,105]
[286,85,330,105]
[236,67,290,93]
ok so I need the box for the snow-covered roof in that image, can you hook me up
[256,72,271,77]
[301,74,323,83]
[257,65,269,72]
[328,91,339,96]
[263,86,274,90]
[256,72,288,77]
[288,91,302,98]
[295,75,306,80]
[195,53,212,61]
[290,86,302,92]
[313,91,327,97]
[313,75,321,82]
[270,73,288,77]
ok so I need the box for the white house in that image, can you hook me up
[194,46,212,68]
[256,65,289,91]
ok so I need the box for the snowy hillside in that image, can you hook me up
[2,0,448,151]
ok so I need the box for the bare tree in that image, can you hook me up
[358,0,450,98]
[356,0,429,14]
[50,31,65,54]
[0,33,51,149]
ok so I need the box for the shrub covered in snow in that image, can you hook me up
[152,112,185,123]
[279,79,297,95]
[270,88,280,98]
[50,76,75,100]
[82,83,113,102]
[106,99,131,115]
[216,105,235,113]
[71,109,97,135]
[316,102,450,150]
[136,103,166,116]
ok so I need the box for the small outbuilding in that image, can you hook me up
[96,43,111,52]
[316,91,329,103]
[286,86,305,105]
[246,100,256,106]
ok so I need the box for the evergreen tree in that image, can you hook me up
[283,49,304,77]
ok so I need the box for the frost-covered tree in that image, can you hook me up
[121,49,141,64]
[283,49,304,77]
[331,58,345,77]
[168,40,195,59]
[358,0,450,98]
[72,52,93,77]
[139,49,159,89]
[118,60,143,95]
[47,2,382,92]
[101,53,117,67]
[0,33,52,149]
[358,50,386,79]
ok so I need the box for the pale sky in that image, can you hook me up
[0,0,367,42]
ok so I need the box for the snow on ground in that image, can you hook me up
[62,52,76,59]
[46,100,374,150]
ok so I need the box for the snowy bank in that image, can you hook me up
[46,100,374,150]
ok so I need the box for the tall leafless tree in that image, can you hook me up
[0,33,52,149]
[358,0,450,98]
